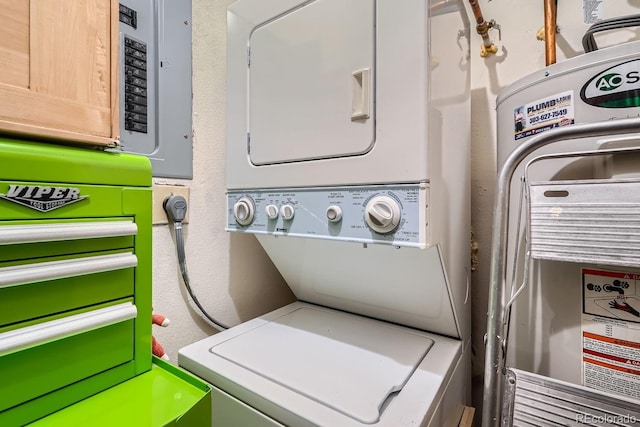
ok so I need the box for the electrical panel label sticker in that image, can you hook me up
[582,268,640,399]
[514,90,575,141]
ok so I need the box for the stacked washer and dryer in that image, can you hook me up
[179,1,471,426]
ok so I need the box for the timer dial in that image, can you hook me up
[233,196,255,226]
[365,195,401,233]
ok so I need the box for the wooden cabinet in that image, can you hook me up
[0,0,118,146]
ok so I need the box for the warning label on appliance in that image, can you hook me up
[514,90,575,141]
[582,268,640,398]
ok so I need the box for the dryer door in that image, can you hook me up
[248,0,375,165]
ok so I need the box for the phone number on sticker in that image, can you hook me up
[530,108,568,124]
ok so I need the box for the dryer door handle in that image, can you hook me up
[351,68,371,121]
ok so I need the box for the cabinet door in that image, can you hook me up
[0,0,118,146]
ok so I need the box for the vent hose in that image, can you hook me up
[582,14,640,53]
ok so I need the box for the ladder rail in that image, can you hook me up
[482,117,640,427]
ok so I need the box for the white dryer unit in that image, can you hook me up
[179,0,471,426]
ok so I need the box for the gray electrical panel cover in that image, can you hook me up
[118,0,193,179]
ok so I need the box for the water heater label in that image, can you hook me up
[581,268,640,400]
[513,90,574,141]
[581,59,640,108]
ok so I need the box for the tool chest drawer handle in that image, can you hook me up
[0,302,137,357]
[0,252,137,289]
[0,221,137,245]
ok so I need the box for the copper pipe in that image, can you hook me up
[468,0,492,48]
[468,0,483,25]
[544,0,557,65]
[467,0,498,56]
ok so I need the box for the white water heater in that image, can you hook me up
[496,40,640,398]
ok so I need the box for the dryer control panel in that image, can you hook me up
[226,184,429,248]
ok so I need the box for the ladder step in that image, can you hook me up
[529,179,640,267]
[503,369,640,426]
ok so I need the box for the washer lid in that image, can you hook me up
[209,306,433,424]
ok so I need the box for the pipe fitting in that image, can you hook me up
[468,0,499,57]
[476,21,492,35]
[480,43,498,57]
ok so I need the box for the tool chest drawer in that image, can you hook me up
[0,219,137,262]
[0,219,139,328]
[0,302,137,414]
[0,251,136,327]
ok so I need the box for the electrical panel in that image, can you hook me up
[118,0,193,179]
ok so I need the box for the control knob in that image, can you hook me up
[280,204,295,221]
[365,195,401,233]
[265,204,279,220]
[233,196,255,226]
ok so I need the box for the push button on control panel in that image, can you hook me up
[326,205,343,223]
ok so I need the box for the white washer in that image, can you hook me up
[179,0,471,426]
[181,301,467,427]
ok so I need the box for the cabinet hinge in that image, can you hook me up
[247,47,251,67]
[247,133,251,154]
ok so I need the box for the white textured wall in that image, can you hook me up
[151,0,294,363]
[151,0,640,405]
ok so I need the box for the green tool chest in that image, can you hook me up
[0,139,153,426]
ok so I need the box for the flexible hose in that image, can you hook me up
[173,222,230,330]
[582,14,640,52]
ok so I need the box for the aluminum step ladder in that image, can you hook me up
[482,117,640,427]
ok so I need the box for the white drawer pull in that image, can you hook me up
[0,221,137,245]
[0,252,137,289]
[0,302,137,357]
